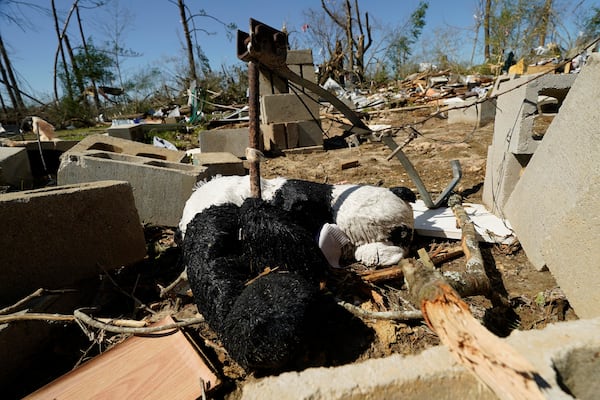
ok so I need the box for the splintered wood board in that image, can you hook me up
[25,316,218,400]
[412,200,516,245]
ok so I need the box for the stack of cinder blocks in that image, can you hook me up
[482,55,600,320]
[57,134,245,227]
[261,49,324,153]
[482,73,576,215]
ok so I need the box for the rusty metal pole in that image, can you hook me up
[247,60,262,199]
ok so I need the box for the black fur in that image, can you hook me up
[183,198,333,370]
[390,186,417,203]
[269,179,334,238]
[19,116,33,134]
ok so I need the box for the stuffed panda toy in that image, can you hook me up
[179,176,415,371]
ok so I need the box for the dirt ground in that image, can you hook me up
[171,108,576,397]
[12,108,577,399]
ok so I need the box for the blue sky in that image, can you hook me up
[1,0,597,99]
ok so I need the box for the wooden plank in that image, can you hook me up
[25,316,218,400]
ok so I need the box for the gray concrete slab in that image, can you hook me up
[68,134,188,163]
[0,180,146,304]
[198,127,250,158]
[107,123,146,141]
[447,97,496,127]
[260,93,321,124]
[58,151,208,227]
[482,73,576,215]
[242,317,600,399]
[504,54,600,317]
[0,147,33,189]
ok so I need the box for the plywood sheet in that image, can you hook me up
[413,200,515,245]
[25,316,218,399]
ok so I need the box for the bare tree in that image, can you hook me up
[321,0,372,83]
[0,34,25,111]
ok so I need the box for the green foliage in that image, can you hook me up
[386,1,429,79]
[580,6,600,45]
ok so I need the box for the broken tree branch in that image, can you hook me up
[0,287,75,315]
[336,299,422,321]
[0,309,205,335]
[402,260,547,400]
[447,194,491,297]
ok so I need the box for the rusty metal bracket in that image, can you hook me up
[237,18,369,132]
[382,135,462,209]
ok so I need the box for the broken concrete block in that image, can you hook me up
[503,55,600,316]
[242,317,600,400]
[285,122,299,148]
[107,123,145,141]
[482,73,575,215]
[447,97,496,127]
[198,127,251,158]
[286,120,324,147]
[260,93,321,125]
[0,180,145,304]
[58,151,208,226]
[0,147,33,189]
[68,134,188,163]
[286,49,313,65]
[261,123,287,151]
[259,66,288,95]
[188,151,246,176]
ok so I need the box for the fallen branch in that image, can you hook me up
[336,299,422,321]
[0,309,205,334]
[0,288,78,315]
[402,260,547,400]
[358,265,404,283]
[447,194,491,296]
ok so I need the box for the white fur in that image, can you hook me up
[179,175,414,266]
[179,175,286,236]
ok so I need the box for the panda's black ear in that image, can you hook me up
[389,186,417,203]
[20,116,33,133]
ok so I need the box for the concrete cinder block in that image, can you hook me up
[287,120,323,147]
[503,54,600,311]
[482,73,575,215]
[261,123,287,151]
[259,66,288,95]
[69,134,188,163]
[57,151,208,226]
[482,147,530,216]
[199,127,251,158]
[286,49,313,65]
[447,97,496,127]
[242,317,600,400]
[107,123,146,141]
[260,93,321,125]
[188,151,246,176]
[0,180,146,304]
[0,147,33,189]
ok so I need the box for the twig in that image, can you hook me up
[0,288,77,315]
[73,309,205,334]
[97,264,156,315]
[0,310,205,334]
[336,299,422,321]
[158,268,189,298]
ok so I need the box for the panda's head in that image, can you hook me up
[19,116,34,134]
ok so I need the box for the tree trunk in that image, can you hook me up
[539,0,553,47]
[177,0,197,84]
[484,0,491,62]
[75,4,101,110]
[51,0,74,102]
[0,35,25,111]
[63,34,85,95]
[0,55,18,111]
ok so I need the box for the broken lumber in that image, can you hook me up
[402,260,547,400]
[446,194,491,296]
